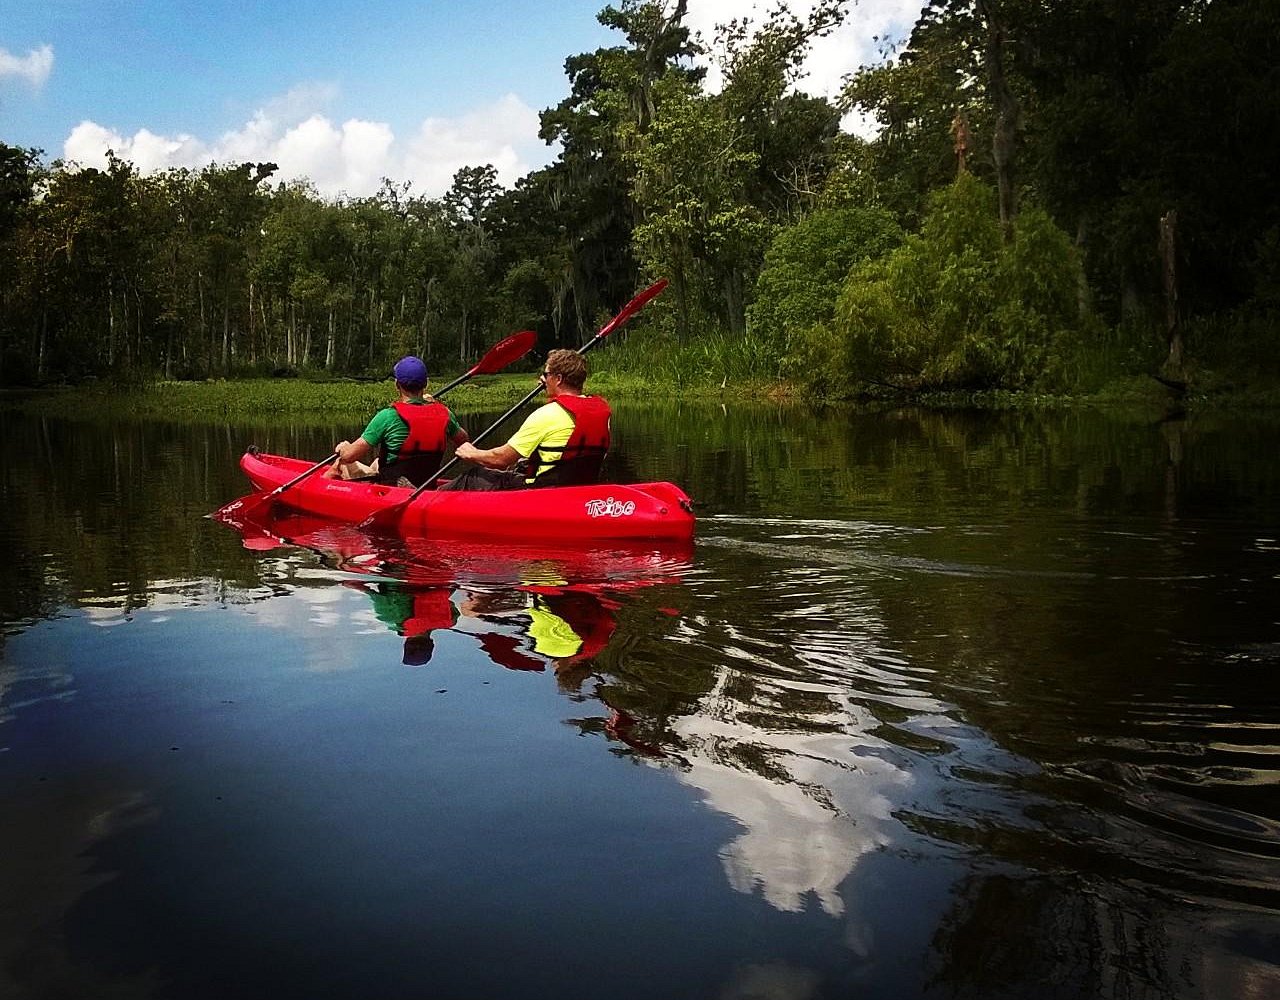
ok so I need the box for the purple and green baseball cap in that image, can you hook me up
[393,356,428,387]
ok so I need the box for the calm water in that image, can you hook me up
[1,402,1278,999]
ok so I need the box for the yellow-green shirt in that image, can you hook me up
[527,603,584,658]
[507,402,574,482]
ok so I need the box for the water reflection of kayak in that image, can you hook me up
[217,504,695,590]
[226,450,695,541]
[220,503,686,759]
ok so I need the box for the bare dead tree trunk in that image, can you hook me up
[975,0,1020,239]
[37,308,47,379]
[248,281,256,364]
[723,270,745,336]
[1075,216,1093,318]
[1159,210,1182,376]
[260,295,269,360]
[221,298,230,374]
[121,282,130,369]
[108,274,116,368]
[326,307,335,369]
[951,111,971,175]
[135,286,143,370]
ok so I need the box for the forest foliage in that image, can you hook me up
[1,0,1277,397]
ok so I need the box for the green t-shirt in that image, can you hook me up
[361,399,462,465]
[367,586,415,633]
[507,402,574,481]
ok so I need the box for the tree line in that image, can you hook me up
[1,0,1276,393]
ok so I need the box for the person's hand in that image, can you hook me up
[334,439,350,454]
[455,442,478,461]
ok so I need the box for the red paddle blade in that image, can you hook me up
[359,505,401,533]
[211,494,254,520]
[597,279,668,340]
[470,329,536,375]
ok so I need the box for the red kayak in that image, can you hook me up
[229,450,696,542]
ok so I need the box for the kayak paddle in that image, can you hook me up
[213,329,537,520]
[359,279,668,533]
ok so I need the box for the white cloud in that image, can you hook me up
[64,121,209,173]
[685,0,924,135]
[61,88,549,200]
[404,93,542,196]
[0,43,54,88]
[56,1,926,193]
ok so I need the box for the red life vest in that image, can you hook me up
[532,394,611,486]
[402,587,457,637]
[381,400,450,486]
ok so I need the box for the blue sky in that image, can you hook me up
[1,0,923,198]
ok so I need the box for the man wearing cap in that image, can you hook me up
[325,356,469,486]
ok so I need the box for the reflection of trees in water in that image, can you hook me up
[927,873,1279,1000]
[0,415,303,627]
[0,776,159,999]
[8,404,1280,629]
[415,559,915,921]
[655,402,1280,522]
[589,574,923,919]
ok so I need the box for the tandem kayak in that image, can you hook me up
[227,450,696,541]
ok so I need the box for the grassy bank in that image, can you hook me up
[5,347,1280,423]
[0,354,781,424]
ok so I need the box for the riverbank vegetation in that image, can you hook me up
[2,1,1277,405]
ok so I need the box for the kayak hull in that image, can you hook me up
[234,451,695,541]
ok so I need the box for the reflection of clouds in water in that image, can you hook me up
[720,962,822,1000]
[249,585,345,627]
[0,635,77,726]
[80,580,241,625]
[674,680,909,918]
[83,607,132,627]
[350,605,385,635]
[248,587,380,674]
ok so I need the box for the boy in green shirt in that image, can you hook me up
[327,356,468,485]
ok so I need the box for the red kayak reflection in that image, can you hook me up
[217,500,689,760]
[216,497,694,590]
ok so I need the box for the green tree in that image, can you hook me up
[628,1,849,337]
[0,144,43,382]
[748,205,902,353]
[537,0,703,339]
[789,174,1086,393]
[628,76,767,338]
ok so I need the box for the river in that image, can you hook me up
[1,402,1278,999]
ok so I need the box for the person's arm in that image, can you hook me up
[455,407,554,469]
[444,409,469,447]
[335,410,390,464]
[454,441,519,469]
[334,436,375,463]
